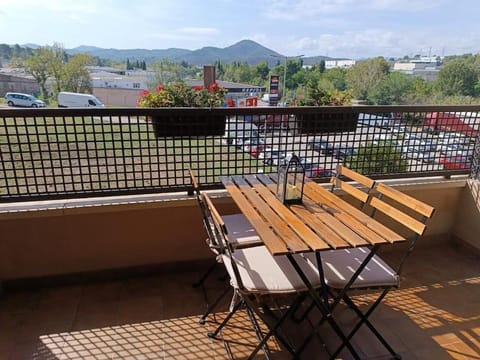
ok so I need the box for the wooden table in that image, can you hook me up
[220,173,406,256]
[221,173,407,358]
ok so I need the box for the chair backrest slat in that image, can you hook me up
[375,183,435,219]
[369,183,435,236]
[331,178,369,204]
[336,165,376,189]
[331,165,376,209]
[202,192,227,238]
[369,197,427,236]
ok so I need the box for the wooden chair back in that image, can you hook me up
[330,165,376,209]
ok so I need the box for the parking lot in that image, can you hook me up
[225,118,475,176]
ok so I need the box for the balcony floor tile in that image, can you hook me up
[0,241,479,359]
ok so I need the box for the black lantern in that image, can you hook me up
[276,153,305,204]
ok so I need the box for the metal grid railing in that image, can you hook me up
[1,105,479,202]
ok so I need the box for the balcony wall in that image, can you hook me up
[0,177,474,281]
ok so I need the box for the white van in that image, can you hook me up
[57,92,105,108]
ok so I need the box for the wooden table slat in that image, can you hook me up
[304,182,404,243]
[232,176,309,253]
[245,176,331,251]
[303,186,387,245]
[223,183,289,255]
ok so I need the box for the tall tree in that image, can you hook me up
[346,57,390,100]
[24,48,54,98]
[367,71,413,105]
[47,43,67,94]
[435,58,478,96]
[61,54,94,93]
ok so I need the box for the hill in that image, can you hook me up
[65,40,334,66]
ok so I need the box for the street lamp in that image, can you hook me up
[271,54,304,104]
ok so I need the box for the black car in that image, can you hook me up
[306,138,335,155]
[333,145,356,159]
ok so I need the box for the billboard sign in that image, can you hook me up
[269,75,279,106]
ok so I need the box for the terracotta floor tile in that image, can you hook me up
[1,240,479,360]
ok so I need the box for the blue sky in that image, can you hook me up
[0,0,479,59]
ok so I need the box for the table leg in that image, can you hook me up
[286,253,361,360]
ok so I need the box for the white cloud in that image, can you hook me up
[263,0,443,20]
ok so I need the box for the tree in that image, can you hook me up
[435,58,478,96]
[47,43,68,94]
[24,48,53,98]
[322,67,348,91]
[299,76,351,106]
[345,140,408,175]
[61,54,94,93]
[254,61,270,81]
[346,57,390,100]
[367,71,413,104]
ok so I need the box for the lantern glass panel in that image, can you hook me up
[276,154,305,204]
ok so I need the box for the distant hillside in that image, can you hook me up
[64,40,335,66]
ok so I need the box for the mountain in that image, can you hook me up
[65,40,335,66]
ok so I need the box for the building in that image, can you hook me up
[92,66,265,107]
[393,57,443,81]
[0,72,40,97]
[325,59,356,69]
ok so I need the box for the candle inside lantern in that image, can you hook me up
[286,184,297,200]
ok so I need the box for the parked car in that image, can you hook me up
[305,166,335,178]
[258,149,288,166]
[5,92,46,108]
[438,155,472,169]
[333,145,356,160]
[306,137,335,155]
[243,138,267,158]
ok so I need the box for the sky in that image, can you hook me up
[1,0,479,59]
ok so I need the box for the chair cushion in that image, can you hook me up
[221,246,321,294]
[222,214,262,247]
[303,247,399,289]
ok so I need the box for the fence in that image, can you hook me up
[1,105,479,202]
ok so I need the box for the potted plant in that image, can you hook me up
[137,82,228,137]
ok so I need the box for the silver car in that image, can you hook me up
[5,92,46,108]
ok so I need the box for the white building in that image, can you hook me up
[325,60,356,69]
[393,58,442,81]
[90,70,151,90]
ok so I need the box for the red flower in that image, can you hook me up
[155,84,165,92]
[193,85,204,91]
[208,82,219,92]
[139,89,150,96]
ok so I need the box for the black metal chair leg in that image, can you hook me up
[208,298,243,338]
[330,290,400,359]
[193,260,219,288]
[199,286,231,325]
[245,306,272,360]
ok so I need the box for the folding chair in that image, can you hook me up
[189,170,262,324]
[201,192,327,359]
[318,181,435,359]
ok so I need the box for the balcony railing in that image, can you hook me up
[1,105,479,203]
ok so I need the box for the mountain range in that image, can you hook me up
[64,40,335,66]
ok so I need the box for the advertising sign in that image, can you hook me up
[269,75,279,106]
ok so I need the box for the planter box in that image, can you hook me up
[151,114,226,137]
[296,112,358,134]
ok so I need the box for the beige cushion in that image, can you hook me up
[221,246,321,294]
[303,247,399,289]
[222,214,262,247]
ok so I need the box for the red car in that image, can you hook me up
[305,166,335,178]
[438,155,472,170]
